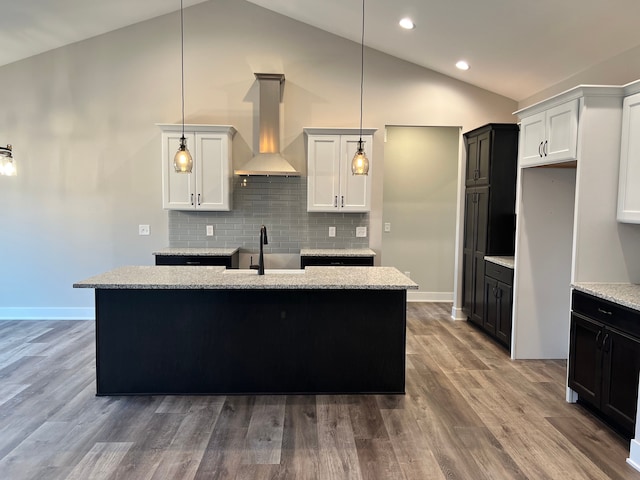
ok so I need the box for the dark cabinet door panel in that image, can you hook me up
[568,313,602,408]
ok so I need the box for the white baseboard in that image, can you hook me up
[407,291,453,303]
[450,305,466,321]
[628,439,640,472]
[0,307,94,320]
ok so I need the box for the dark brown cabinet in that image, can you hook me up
[155,253,239,268]
[300,256,374,268]
[461,124,518,328]
[483,261,513,348]
[569,290,640,437]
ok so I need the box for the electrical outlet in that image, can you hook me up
[328,226,336,237]
[356,226,367,238]
[138,224,150,236]
[384,222,391,233]
[206,225,214,236]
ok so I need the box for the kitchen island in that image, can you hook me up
[74,266,417,396]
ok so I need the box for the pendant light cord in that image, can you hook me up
[358,0,365,144]
[180,0,186,140]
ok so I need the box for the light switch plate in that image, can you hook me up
[138,224,150,236]
[206,225,214,236]
[356,226,367,238]
[329,226,336,237]
[384,222,391,232]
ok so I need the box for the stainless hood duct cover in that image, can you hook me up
[235,73,300,176]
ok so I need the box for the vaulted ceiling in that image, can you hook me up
[2,0,640,101]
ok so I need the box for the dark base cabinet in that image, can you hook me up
[483,261,513,349]
[155,252,239,268]
[300,256,374,268]
[94,288,406,395]
[569,291,640,438]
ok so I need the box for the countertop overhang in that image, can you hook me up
[572,282,640,312]
[300,248,376,257]
[153,247,239,257]
[74,266,418,290]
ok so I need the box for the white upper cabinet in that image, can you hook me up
[159,124,236,211]
[518,99,578,168]
[305,128,375,213]
[617,91,640,223]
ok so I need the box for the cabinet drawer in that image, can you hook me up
[301,256,374,268]
[572,291,640,338]
[155,255,234,267]
[484,261,513,285]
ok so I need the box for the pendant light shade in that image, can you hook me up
[351,140,369,175]
[174,137,193,173]
[174,0,192,174]
[0,144,16,176]
[351,0,369,176]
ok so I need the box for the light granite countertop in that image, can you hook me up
[484,256,515,269]
[572,283,640,312]
[300,248,376,257]
[74,265,417,290]
[153,247,239,256]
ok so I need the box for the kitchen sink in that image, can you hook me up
[222,269,305,275]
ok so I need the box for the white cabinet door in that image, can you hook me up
[545,100,578,163]
[617,92,640,223]
[340,135,372,212]
[196,133,232,211]
[519,99,578,168]
[307,135,341,211]
[519,111,546,167]
[160,125,235,211]
[162,132,196,210]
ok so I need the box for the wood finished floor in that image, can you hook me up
[0,302,639,479]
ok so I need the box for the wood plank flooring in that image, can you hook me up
[1,302,639,479]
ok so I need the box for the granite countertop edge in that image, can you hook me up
[299,248,376,257]
[74,265,418,291]
[572,282,640,312]
[153,247,240,256]
[484,256,515,269]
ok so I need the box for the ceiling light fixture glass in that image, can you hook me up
[456,60,470,71]
[399,18,415,30]
[0,144,16,176]
[352,0,369,176]
[173,0,193,174]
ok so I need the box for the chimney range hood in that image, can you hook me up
[235,73,300,176]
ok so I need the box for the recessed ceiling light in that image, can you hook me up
[456,60,470,71]
[399,18,415,30]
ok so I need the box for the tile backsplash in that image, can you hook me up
[168,177,369,253]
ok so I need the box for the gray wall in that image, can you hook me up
[0,0,519,319]
[382,126,460,301]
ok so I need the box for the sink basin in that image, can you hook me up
[222,269,305,275]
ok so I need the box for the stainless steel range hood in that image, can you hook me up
[235,73,300,176]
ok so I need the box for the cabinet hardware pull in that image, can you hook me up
[474,169,479,180]
[197,193,201,205]
[603,333,610,352]
[538,142,543,157]
[186,261,200,265]
[597,308,613,316]
[334,196,338,207]
[596,330,602,348]
[543,140,548,156]
[190,193,194,205]
[341,195,344,207]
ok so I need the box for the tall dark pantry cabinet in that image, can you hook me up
[462,124,518,345]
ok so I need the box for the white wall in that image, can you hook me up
[0,0,517,319]
[382,126,460,301]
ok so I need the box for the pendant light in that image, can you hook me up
[0,144,16,176]
[351,0,369,176]
[174,0,193,173]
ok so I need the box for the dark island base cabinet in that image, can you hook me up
[300,256,374,268]
[482,261,513,349]
[95,288,406,395]
[569,291,640,438]
[155,252,239,268]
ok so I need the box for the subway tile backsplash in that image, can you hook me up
[168,177,369,253]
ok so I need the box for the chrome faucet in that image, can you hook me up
[250,225,268,275]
